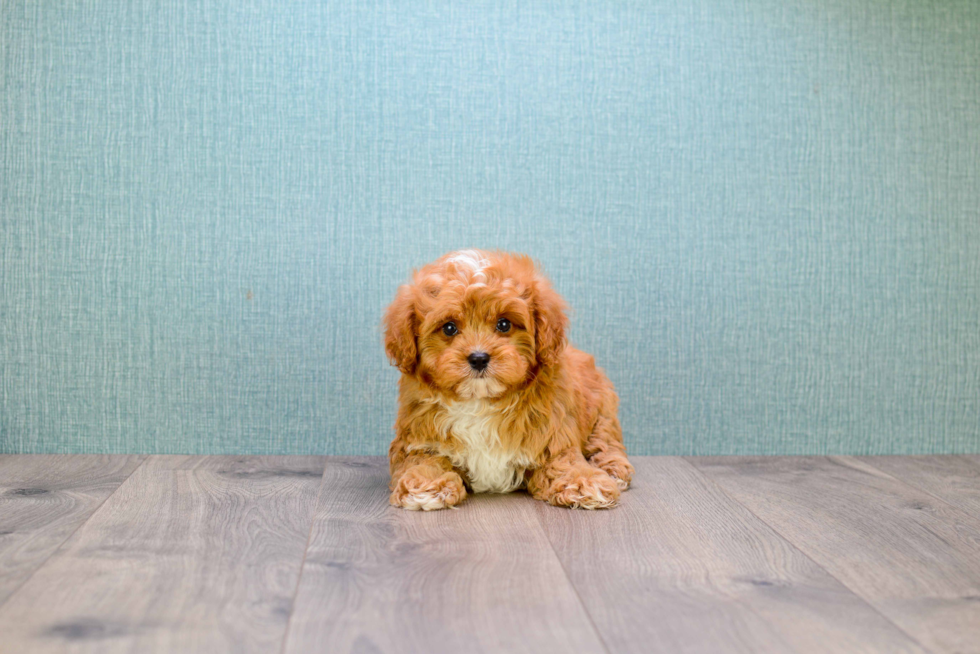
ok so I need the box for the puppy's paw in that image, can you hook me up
[605,461,634,491]
[547,469,621,510]
[390,471,467,511]
[588,454,634,491]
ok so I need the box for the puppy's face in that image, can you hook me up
[418,294,532,400]
[385,250,567,400]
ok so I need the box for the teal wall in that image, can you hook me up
[2,1,978,455]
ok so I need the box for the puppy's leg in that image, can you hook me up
[389,450,467,511]
[584,412,634,491]
[528,448,620,510]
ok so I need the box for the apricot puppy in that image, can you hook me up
[384,250,633,511]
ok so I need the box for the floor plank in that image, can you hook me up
[282,457,607,654]
[859,455,980,516]
[0,455,145,606]
[691,456,980,654]
[0,455,325,654]
[536,456,927,654]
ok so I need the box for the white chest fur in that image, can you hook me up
[438,399,532,494]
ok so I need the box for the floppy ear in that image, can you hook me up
[532,278,568,369]
[384,285,418,374]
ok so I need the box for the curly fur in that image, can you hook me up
[384,249,634,510]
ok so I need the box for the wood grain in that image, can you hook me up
[0,455,325,654]
[536,456,927,654]
[691,456,980,654]
[282,457,607,654]
[0,455,145,606]
[859,455,980,516]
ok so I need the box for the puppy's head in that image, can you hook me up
[384,250,567,399]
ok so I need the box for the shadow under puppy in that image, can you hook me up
[384,249,634,511]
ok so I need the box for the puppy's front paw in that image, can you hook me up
[390,471,467,511]
[546,468,621,510]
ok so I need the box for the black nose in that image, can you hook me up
[467,351,491,371]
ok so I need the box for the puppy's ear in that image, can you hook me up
[532,278,568,369]
[384,284,418,374]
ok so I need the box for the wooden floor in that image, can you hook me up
[0,456,978,653]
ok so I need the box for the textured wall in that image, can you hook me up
[2,1,979,455]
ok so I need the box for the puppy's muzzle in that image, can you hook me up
[467,351,491,372]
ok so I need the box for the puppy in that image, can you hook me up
[383,249,633,511]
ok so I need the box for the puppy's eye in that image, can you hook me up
[496,318,511,333]
[442,322,458,337]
